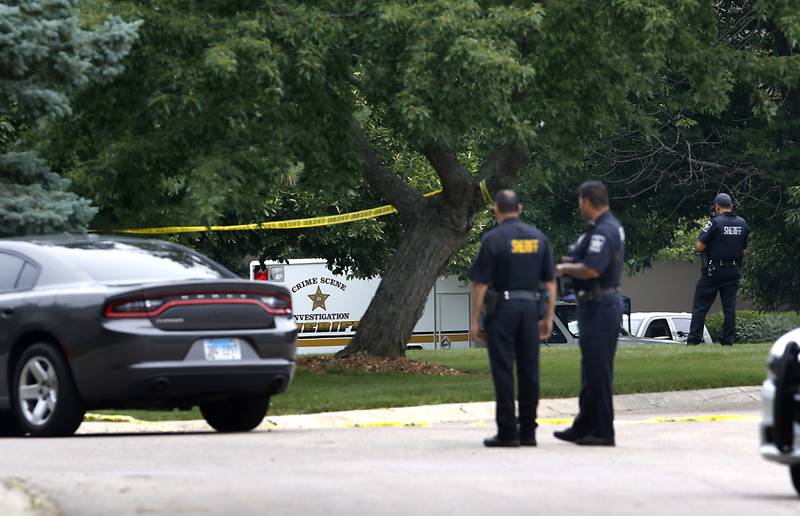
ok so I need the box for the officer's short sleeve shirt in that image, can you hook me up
[572,211,625,290]
[469,233,495,285]
[698,218,718,245]
[698,213,749,260]
[581,225,614,274]
[469,218,555,291]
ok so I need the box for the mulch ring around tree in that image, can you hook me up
[297,353,468,376]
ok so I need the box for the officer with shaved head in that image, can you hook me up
[469,190,556,448]
[687,193,750,346]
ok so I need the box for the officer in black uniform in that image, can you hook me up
[554,181,624,447]
[687,193,750,346]
[469,190,556,448]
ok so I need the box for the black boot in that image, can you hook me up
[553,427,580,443]
[575,435,615,446]
[519,431,537,447]
[483,435,520,447]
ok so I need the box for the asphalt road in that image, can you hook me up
[0,411,797,516]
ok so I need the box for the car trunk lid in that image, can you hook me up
[104,280,291,331]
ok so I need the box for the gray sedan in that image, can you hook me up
[0,235,297,436]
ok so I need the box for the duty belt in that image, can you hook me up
[500,290,539,302]
[576,287,619,305]
[708,259,739,268]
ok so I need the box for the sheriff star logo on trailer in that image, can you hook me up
[308,286,330,311]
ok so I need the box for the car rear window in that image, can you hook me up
[15,261,39,290]
[0,253,25,290]
[48,240,235,283]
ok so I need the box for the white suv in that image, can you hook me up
[760,328,800,496]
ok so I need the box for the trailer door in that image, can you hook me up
[436,292,470,349]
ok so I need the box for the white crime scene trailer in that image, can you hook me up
[249,259,473,354]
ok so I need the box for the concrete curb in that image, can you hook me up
[76,386,762,434]
[263,385,762,429]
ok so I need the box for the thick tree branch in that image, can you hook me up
[475,143,531,207]
[352,120,422,216]
[421,144,473,206]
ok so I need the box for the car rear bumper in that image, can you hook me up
[123,358,294,400]
[760,379,800,465]
[69,316,297,406]
[80,358,296,408]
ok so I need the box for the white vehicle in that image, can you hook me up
[250,259,472,354]
[548,303,676,346]
[760,328,800,496]
[623,312,712,344]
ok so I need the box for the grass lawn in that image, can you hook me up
[97,343,771,421]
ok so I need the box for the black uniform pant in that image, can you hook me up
[688,268,740,345]
[571,294,622,440]
[486,300,539,439]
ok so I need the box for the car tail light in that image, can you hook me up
[109,299,165,315]
[104,292,292,318]
[260,295,290,310]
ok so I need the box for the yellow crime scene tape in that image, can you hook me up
[475,414,761,428]
[479,178,493,205]
[108,202,405,235]
[644,414,760,424]
[101,179,494,235]
[84,413,146,424]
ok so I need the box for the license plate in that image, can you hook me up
[203,338,242,361]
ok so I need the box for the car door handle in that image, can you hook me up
[1,308,14,318]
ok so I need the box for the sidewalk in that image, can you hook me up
[77,385,762,434]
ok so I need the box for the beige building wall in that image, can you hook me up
[620,260,752,313]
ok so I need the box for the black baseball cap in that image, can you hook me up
[714,193,733,207]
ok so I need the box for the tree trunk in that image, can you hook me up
[339,204,471,357]
[342,123,529,357]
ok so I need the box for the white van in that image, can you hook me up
[249,259,473,354]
